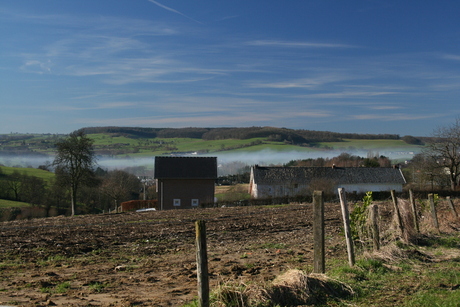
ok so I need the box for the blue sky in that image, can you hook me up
[1,1,460,136]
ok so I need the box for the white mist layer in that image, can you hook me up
[0,148,420,175]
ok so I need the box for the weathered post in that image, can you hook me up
[446,196,459,218]
[409,189,419,233]
[195,220,209,307]
[391,190,404,239]
[369,204,380,251]
[338,188,355,266]
[313,191,325,273]
[428,194,440,234]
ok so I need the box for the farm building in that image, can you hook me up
[249,165,406,199]
[154,156,217,210]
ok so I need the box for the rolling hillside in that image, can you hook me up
[0,127,426,169]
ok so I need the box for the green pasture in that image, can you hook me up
[225,142,315,153]
[0,199,31,208]
[0,133,61,155]
[320,138,422,151]
[114,137,273,157]
[0,166,55,183]
[90,133,142,146]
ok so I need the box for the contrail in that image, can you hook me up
[147,0,203,24]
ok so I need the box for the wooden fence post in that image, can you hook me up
[409,189,419,233]
[313,191,325,273]
[428,194,440,234]
[338,188,355,266]
[446,196,459,218]
[391,190,404,239]
[369,204,380,251]
[195,220,209,307]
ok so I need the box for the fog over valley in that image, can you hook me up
[0,147,420,176]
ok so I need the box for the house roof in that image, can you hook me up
[154,156,217,179]
[251,165,406,185]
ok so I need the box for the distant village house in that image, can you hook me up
[249,165,406,199]
[154,156,217,210]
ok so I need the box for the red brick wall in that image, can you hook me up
[120,200,158,212]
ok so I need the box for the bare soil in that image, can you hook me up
[0,201,457,306]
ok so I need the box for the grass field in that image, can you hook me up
[322,138,421,151]
[0,166,54,183]
[215,184,250,202]
[0,199,30,208]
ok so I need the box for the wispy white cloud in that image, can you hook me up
[76,106,332,127]
[368,105,403,110]
[77,114,265,127]
[248,79,321,89]
[248,74,353,89]
[441,54,460,61]
[20,60,52,74]
[52,101,139,111]
[246,40,356,49]
[430,82,460,90]
[351,113,443,121]
[2,8,178,36]
[300,91,399,99]
[147,0,203,24]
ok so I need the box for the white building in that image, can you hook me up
[249,165,406,198]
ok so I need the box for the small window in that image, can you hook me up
[173,199,181,207]
[191,199,199,207]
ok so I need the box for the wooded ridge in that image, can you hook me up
[81,126,413,144]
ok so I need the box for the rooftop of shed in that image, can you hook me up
[154,156,217,179]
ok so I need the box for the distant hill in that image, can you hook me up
[0,127,427,169]
[81,126,406,145]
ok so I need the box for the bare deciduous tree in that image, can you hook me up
[100,170,141,212]
[6,170,22,201]
[53,130,97,216]
[426,118,460,191]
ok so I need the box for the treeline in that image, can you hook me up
[0,169,51,207]
[285,152,392,168]
[0,167,155,220]
[82,126,414,145]
[0,134,36,142]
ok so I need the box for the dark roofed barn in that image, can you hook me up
[249,165,406,199]
[154,156,217,210]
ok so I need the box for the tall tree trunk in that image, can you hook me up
[70,185,76,216]
[450,172,457,191]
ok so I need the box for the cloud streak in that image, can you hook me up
[147,0,202,24]
[247,40,356,49]
[350,113,444,121]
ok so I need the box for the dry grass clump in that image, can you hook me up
[269,269,311,306]
[270,270,354,306]
[375,198,418,245]
[212,269,354,307]
[367,241,432,265]
[397,198,418,243]
[212,280,269,307]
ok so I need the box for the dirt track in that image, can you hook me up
[2,199,456,306]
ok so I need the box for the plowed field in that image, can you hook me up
[0,201,458,306]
